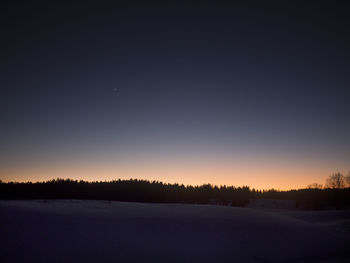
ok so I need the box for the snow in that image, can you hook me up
[1,200,349,263]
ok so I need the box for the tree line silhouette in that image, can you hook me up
[1,178,350,209]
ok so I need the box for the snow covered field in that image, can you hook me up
[1,200,349,263]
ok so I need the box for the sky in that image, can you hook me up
[1,0,350,189]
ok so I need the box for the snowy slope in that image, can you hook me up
[1,200,349,263]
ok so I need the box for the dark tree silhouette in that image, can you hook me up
[325,173,346,189]
[307,183,323,189]
[1,177,350,209]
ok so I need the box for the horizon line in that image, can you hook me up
[0,177,329,192]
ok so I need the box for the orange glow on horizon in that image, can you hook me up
[1,155,346,190]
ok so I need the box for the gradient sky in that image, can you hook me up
[1,0,350,189]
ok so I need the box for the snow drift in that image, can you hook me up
[1,200,349,263]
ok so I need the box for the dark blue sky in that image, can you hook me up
[1,1,350,188]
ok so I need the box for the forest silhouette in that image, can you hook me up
[1,178,350,209]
